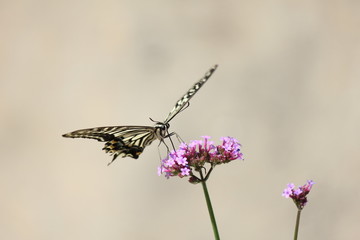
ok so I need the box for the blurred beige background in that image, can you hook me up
[1,1,360,239]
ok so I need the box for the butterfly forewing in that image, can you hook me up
[163,64,218,123]
[62,126,158,161]
[63,65,218,163]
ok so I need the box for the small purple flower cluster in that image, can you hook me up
[158,136,243,180]
[282,180,315,209]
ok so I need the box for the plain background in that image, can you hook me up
[1,1,359,239]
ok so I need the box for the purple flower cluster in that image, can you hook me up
[158,136,243,180]
[282,180,315,209]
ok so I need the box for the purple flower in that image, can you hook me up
[282,187,292,198]
[282,180,315,209]
[181,167,191,176]
[165,157,176,167]
[158,136,243,183]
[157,166,162,176]
[294,188,303,196]
[176,156,188,166]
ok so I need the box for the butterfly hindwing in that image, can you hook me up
[103,138,143,163]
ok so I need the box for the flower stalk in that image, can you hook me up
[199,169,220,240]
[293,209,301,240]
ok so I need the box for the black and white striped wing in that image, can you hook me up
[163,64,218,123]
[62,126,158,162]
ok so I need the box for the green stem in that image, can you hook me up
[294,209,302,240]
[200,170,220,240]
[204,165,215,181]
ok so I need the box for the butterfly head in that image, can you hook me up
[151,119,170,139]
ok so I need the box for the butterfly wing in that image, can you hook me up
[163,65,218,123]
[62,126,158,162]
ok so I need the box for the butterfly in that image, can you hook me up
[62,65,218,164]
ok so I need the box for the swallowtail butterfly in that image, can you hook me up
[63,65,218,164]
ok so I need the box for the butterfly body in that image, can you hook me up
[63,65,218,163]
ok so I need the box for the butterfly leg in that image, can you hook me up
[173,132,185,143]
[164,131,179,152]
[158,138,171,152]
[156,138,171,161]
[157,145,163,161]
[166,131,185,146]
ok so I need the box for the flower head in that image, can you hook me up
[158,136,243,183]
[282,180,315,210]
